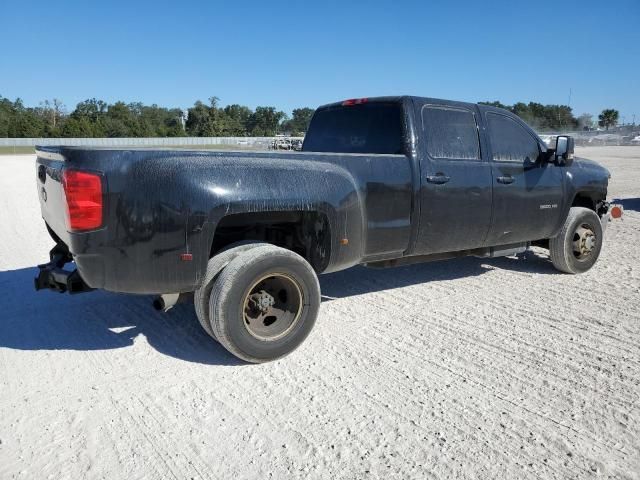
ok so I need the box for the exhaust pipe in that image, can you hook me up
[153,292,191,312]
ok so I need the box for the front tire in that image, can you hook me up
[549,207,603,274]
[209,245,320,363]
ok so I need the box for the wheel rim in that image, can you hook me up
[572,223,597,261]
[242,273,303,341]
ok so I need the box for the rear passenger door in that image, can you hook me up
[483,112,564,245]
[415,104,493,254]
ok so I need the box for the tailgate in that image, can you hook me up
[36,146,71,247]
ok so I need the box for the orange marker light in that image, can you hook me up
[611,205,623,219]
[340,238,349,246]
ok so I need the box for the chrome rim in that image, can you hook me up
[242,273,303,341]
[572,223,597,260]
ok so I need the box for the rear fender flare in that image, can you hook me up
[197,160,365,275]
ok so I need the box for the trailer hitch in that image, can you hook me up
[34,244,93,294]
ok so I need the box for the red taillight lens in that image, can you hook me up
[342,98,369,106]
[62,170,103,231]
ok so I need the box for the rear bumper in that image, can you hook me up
[36,227,203,295]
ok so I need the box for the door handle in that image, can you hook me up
[496,175,514,184]
[426,174,451,184]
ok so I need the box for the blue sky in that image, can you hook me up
[1,0,639,122]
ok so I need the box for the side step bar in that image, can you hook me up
[34,245,93,294]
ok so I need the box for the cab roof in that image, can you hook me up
[318,95,480,111]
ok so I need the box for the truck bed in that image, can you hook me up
[35,145,414,293]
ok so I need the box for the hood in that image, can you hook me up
[572,156,610,179]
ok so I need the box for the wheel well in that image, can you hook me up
[211,211,331,272]
[572,193,596,211]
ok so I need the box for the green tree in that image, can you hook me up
[478,100,510,110]
[13,112,45,137]
[186,101,210,136]
[598,109,619,130]
[11,98,45,137]
[0,96,15,137]
[204,97,228,136]
[68,98,108,136]
[61,116,95,137]
[133,104,181,137]
[222,104,252,136]
[479,100,579,131]
[282,107,314,134]
[162,108,186,137]
[512,102,534,125]
[73,98,107,121]
[101,117,131,137]
[39,99,65,133]
[247,106,286,136]
[103,102,137,137]
[2,95,189,138]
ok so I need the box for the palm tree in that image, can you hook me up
[598,109,619,130]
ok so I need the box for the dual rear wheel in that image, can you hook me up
[195,244,320,363]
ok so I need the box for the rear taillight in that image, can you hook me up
[62,170,104,231]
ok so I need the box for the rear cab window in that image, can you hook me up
[302,101,405,154]
[421,105,480,160]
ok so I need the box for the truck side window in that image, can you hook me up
[487,113,540,163]
[421,106,480,160]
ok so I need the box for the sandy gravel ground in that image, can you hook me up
[0,147,639,479]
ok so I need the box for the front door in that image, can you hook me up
[483,112,564,246]
[414,104,493,255]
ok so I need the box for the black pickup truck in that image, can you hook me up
[34,96,621,362]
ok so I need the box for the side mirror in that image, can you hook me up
[555,135,575,164]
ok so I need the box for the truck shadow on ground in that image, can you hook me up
[613,197,640,212]
[0,250,556,365]
[320,248,556,300]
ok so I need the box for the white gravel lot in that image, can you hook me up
[0,147,639,479]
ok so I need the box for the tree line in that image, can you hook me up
[0,95,315,138]
[0,94,621,138]
[479,101,620,131]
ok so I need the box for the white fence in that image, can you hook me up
[0,137,302,148]
[1,133,637,151]
[539,132,640,147]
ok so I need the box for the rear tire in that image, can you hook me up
[194,242,268,340]
[549,207,603,274]
[209,245,320,363]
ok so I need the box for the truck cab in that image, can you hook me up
[303,96,610,262]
